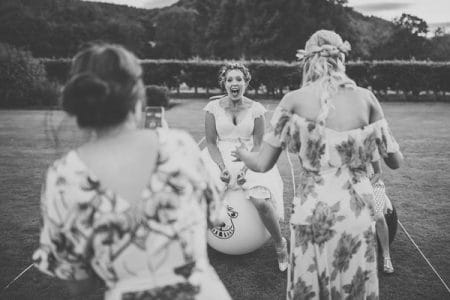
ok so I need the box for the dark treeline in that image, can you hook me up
[2,0,450,109]
[1,0,449,61]
[0,0,158,58]
[1,0,450,61]
[169,0,396,60]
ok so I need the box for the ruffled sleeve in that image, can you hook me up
[263,105,284,147]
[371,119,401,161]
[33,162,93,281]
[264,106,301,152]
[203,100,217,116]
[252,102,267,119]
[156,129,228,227]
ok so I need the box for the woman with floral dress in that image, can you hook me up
[368,160,395,274]
[233,30,403,299]
[32,43,231,300]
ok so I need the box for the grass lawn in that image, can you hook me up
[0,99,449,299]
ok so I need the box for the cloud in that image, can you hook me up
[353,2,412,13]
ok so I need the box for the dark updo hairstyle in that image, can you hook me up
[218,62,251,90]
[62,43,145,128]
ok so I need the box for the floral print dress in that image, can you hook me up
[265,100,400,300]
[33,128,231,300]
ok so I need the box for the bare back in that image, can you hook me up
[76,130,159,206]
[285,83,381,131]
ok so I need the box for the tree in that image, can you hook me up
[429,34,450,61]
[394,13,428,36]
[434,27,446,37]
[0,0,399,60]
[203,0,240,59]
[375,14,430,60]
[326,0,348,5]
[0,0,155,57]
[152,6,197,59]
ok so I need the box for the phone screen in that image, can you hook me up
[144,106,165,129]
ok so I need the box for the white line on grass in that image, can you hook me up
[398,221,450,294]
[1,263,33,292]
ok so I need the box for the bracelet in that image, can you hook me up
[218,162,226,171]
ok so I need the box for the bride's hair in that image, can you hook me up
[298,30,355,102]
[218,63,251,90]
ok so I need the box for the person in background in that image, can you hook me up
[32,43,231,300]
[202,63,288,271]
[368,160,395,273]
[232,30,403,299]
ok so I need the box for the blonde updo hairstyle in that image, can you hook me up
[62,43,145,128]
[218,62,251,90]
[299,30,355,100]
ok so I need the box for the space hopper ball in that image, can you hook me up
[207,186,271,255]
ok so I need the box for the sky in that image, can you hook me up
[86,0,450,32]
[347,0,450,30]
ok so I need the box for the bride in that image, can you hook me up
[201,63,288,271]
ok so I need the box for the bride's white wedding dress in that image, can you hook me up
[201,99,284,220]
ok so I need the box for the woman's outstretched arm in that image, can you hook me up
[232,141,282,173]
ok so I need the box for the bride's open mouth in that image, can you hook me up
[230,87,240,97]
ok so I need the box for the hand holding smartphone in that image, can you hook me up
[144,106,168,129]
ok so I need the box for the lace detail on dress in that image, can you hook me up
[203,99,264,143]
[200,99,285,219]
[203,100,218,115]
[251,102,267,119]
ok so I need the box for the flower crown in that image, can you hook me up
[296,41,351,61]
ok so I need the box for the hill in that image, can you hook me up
[0,0,158,57]
[169,0,395,60]
[344,10,395,58]
[0,0,395,59]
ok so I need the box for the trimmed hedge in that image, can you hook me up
[357,61,450,96]
[41,58,450,98]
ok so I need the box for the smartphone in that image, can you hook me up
[144,106,166,129]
